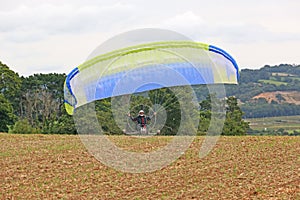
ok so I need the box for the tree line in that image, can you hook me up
[0,61,249,135]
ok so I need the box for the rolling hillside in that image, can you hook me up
[223,64,300,118]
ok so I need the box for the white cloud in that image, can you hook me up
[0,0,300,76]
[0,2,135,43]
[162,11,205,28]
[155,10,300,44]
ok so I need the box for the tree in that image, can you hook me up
[96,98,123,134]
[48,106,77,134]
[18,73,67,132]
[198,95,213,134]
[222,96,249,135]
[198,95,249,135]
[149,87,181,135]
[0,94,15,132]
[0,62,22,112]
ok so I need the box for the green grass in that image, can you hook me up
[258,79,288,86]
[289,77,300,81]
[271,72,296,77]
[246,115,300,131]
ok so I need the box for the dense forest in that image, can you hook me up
[1,61,300,135]
[0,62,75,134]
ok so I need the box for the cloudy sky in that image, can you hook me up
[0,0,299,76]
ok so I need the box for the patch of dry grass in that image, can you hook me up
[0,133,299,199]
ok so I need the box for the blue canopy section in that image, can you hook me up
[89,63,213,103]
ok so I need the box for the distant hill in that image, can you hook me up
[224,64,300,118]
[194,64,300,118]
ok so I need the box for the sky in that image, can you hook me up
[0,0,299,76]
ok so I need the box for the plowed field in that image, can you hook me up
[0,134,299,199]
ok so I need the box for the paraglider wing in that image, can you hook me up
[64,41,239,115]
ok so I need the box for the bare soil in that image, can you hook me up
[0,134,299,199]
[253,91,300,105]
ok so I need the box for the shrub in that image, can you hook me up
[9,119,39,134]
